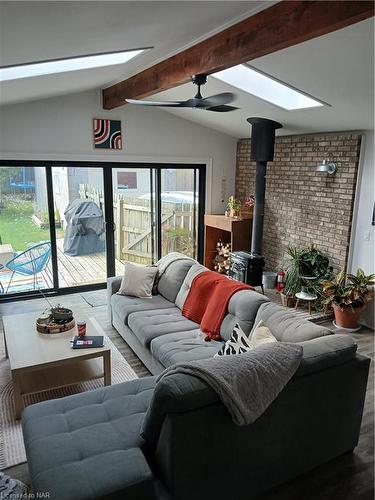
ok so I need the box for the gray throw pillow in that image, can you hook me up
[117,262,158,298]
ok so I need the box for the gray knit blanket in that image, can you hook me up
[157,342,303,426]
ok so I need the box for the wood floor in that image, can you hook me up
[1,291,373,500]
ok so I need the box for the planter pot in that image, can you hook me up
[333,304,365,329]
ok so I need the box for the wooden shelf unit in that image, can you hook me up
[204,214,252,270]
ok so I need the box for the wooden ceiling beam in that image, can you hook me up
[103,0,374,109]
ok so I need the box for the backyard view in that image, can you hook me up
[0,196,62,252]
[0,165,201,295]
[0,167,53,293]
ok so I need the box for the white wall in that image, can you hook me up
[349,130,375,328]
[0,89,237,214]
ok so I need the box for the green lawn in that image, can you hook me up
[0,199,63,252]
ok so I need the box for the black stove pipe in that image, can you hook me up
[247,117,283,255]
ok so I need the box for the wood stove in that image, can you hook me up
[228,251,265,293]
[229,117,282,290]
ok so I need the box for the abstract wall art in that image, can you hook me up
[93,119,122,149]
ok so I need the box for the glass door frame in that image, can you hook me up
[0,160,206,302]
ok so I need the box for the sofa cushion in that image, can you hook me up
[22,378,156,499]
[150,329,223,367]
[157,259,196,302]
[110,292,174,326]
[175,263,208,309]
[220,290,270,341]
[128,307,199,348]
[252,302,332,343]
[296,334,357,376]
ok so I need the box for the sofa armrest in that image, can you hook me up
[107,276,122,322]
[295,334,357,377]
[141,373,218,444]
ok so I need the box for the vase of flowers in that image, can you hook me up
[241,195,255,219]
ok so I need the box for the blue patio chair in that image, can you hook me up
[0,242,51,293]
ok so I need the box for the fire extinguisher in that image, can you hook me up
[276,270,285,292]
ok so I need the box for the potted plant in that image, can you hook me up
[226,195,242,218]
[283,245,333,309]
[283,247,302,306]
[299,244,332,279]
[322,268,374,329]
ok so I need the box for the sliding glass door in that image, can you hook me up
[112,165,204,267]
[0,161,205,298]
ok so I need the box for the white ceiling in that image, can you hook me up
[156,18,374,137]
[0,2,373,138]
[0,0,268,105]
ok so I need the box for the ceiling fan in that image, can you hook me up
[126,74,238,112]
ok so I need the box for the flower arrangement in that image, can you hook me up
[243,195,255,208]
[226,195,254,218]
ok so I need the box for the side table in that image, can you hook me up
[295,291,317,315]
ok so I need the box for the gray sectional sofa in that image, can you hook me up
[22,257,370,500]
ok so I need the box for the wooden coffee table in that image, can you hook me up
[3,309,111,419]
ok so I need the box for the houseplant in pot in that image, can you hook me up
[283,245,333,309]
[322,268,374,329]
[283,247,302,306]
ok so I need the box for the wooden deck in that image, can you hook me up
[0,239,124,292]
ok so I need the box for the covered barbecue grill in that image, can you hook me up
[63,199,105,256]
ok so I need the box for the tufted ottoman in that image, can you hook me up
[22,377,156,500]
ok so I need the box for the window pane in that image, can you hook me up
[113,167,154,265]
[52,166,107,287]
[160,168,198,259]
[0,166,53,294]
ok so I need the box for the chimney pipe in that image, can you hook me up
[247,117,282,255]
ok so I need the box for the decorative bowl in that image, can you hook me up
[51,307,73,321]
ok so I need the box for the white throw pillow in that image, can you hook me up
[215,321,277,357]
[117,262,158,299]
[249,320,278,347]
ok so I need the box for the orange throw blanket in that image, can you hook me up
[182,271,252,341]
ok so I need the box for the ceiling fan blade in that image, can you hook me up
[200,92,235,107]
[126,98,184,107]
[206,105,239,112]
[178,98,203,108]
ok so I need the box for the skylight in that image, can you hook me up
[213,64,325,111]
[0,49,145,82]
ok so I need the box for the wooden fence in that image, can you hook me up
[79,184,196,264]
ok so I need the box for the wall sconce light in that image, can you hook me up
[316,159,337,175]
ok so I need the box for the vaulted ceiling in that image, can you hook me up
[0,1,269,105]
[157,18,374,137]
[0,1,373,138]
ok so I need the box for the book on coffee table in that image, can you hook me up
[72,336,104,349]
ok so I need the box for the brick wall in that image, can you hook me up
[235,133,362,272]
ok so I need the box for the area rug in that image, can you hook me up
[80,290,108,307]
[0,318,138,469]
